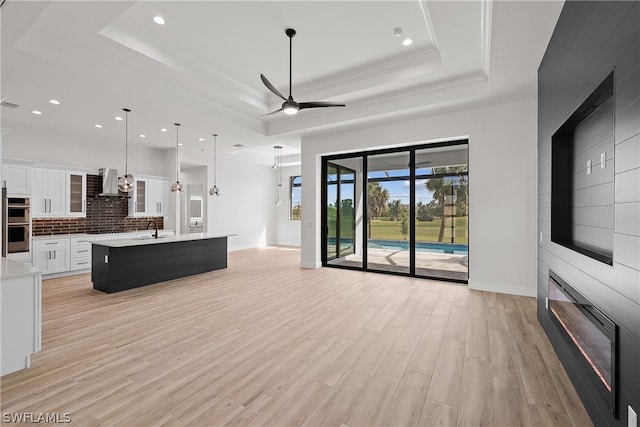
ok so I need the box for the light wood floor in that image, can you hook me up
[1,246,592,427]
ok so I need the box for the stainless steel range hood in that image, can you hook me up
[98,168,120,196]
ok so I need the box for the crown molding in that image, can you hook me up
[266,71,488,136]
[266,47,442,108]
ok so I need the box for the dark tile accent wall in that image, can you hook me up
[32,174,164,236]
[538,2,640,426]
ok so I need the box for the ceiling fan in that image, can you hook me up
[261,28,346,116]
[387,160,433,168]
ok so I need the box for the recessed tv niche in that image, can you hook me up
[551,72,614,265]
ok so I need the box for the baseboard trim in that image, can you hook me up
[300,260,322,269]
[468,279,536,297]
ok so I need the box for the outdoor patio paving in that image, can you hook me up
[328,247,468,280]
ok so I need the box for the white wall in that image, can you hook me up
[301,98,538,297]
[204,152,276,251]
[274,165,302,246]
[2,120,166,176]
[2,120,278,252]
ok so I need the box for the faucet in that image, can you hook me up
[146,220,158,238]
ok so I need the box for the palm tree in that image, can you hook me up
[367,182,389,238]
[426,166,468,242]
[388,199,403,221]
[425,178,450,242]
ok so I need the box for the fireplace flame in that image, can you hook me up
[550,306,611,392]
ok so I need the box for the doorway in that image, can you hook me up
[321,140,469,283]
[326,162,357,264]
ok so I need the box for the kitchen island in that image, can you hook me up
[91,233,232,293]
[1,258,42,375]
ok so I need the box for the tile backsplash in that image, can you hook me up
[32,174,165,236]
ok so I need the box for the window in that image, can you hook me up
[290,175,302,220]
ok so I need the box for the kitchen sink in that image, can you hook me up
[136,235,169,240]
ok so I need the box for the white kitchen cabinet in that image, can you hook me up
[33,238,70,274]
[148,178,169,216]
[129,176,169,217]
[70,236,94,271]
[66,171,87,217]
[32,168,66,217]
[129,177,148,216]
[33,168,87,218]
[1,162,32,195]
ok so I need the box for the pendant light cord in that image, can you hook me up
[213,134,218,186]
[175,123,181,183]
[123,108,131,175]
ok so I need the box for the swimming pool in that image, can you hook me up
[327,238,468,255]
[369,240,468,255]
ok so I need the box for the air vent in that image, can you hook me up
[0,101,19,109]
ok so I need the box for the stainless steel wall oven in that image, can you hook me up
[3,195,30,255]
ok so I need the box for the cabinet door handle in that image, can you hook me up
[48,251,51,260]
[53,250,56,260]
[45,242,57,245]
[77,261,89,265]
[77,249,89,253]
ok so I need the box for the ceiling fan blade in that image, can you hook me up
[298,101,346,110]
[261,108,283,116]
[260,74,286,101]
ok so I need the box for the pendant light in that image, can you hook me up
[117,108,134,193]
[209,133,220,196]
[274,145,283,206]
[170,123,183,193]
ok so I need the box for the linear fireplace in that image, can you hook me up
[547,270,617,416]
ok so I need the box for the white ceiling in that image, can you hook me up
[0,1,563,165]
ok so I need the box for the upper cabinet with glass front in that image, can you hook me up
[32,168,86,218]
[66,171,86,217]
[128,175,169,217]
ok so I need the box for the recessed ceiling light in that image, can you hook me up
[153,16,165,25]
[402,38,413,46]
[198,138,204,141]
[160,128,167,132]
[31,110,42,115]
[94,124,103,128]
[114,116,123,121]
[178,143,184,146]
[139,134,146,138]
[48,99,60,105]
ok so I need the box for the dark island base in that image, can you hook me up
[92,237,227,293]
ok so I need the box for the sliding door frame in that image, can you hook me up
[321,138,469,284]
[321,162,357,264]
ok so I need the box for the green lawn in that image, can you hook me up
[369,217,468,243]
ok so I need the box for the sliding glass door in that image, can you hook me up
[414,146,468,280]
[323,140,469,283]
[326,161,358,265]
[366,151,411,274]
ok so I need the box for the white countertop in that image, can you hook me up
[1,258,42,280]
[32,230,176,240]
[92,232,236,248]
